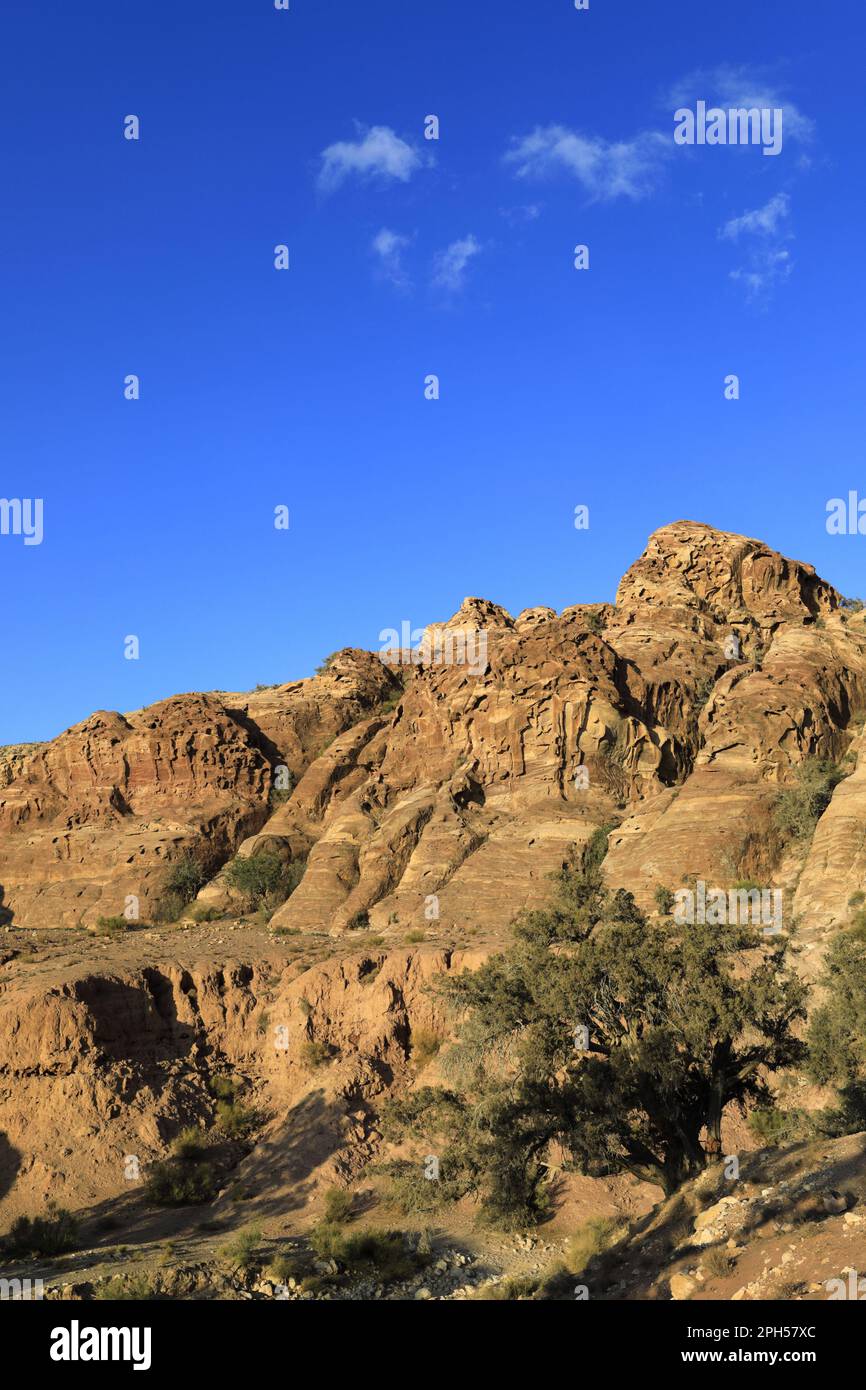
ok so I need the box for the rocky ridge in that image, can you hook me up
[3,520,866,1301]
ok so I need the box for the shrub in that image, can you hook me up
[322,1187,354,1224]
[2,1204,79,1258]
[410,1029,442,1069]
[91,915,129,935]
[405,930,426,944]
[849,911,866,944]
[774,759,847,846]
[220,1225,263,1270]
[747,1105,812,1146]
[94,1274,156,1301]
[806,934,866,1135]
[315,654,338,675]
[375,1158,450,1217]
[300,1040,332,1069]
[171,1127,207,1161]
[308,1225,419,1282]
[654,885,675,916]
[153,892,188,924]
[807,935,866,1086]
[208,1074,239,1103]
[470,1274,540,1301]
[269,771,296,806]
[693,675,716,709]
[188,904,222,923]
[562,1217,622,1276]
[225,852,304,913]
[347,910,370,931]
[300,1274,327,1294]
[268,1251,304,1282]
[215,1099,255,1138]
[703,1248,735,1279]
[165,855,207,903]
[144,1160,217,1206]
[154,855,210,922]
[307,1221,346,1260]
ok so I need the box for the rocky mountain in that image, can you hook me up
[0,651,399,930]
[2,520,866,1302]
[3,521,865,948]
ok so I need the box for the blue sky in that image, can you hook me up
[1,0,864,744]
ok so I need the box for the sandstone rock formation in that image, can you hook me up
[264,520,866,938]
[0,652,398,929]
[0,935,471,1220]
[3,521,866,945]
[4,519,866,1292]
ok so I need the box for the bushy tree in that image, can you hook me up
[156,853,209,922]
[224,851,303,911]
[774,759,846,845]
[383,835,807,1224]
[654,884,675,916]
[807,933,866,1134]
[166,854,207,901]
[2,1203,79,1258]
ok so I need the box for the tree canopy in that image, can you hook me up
[382,834,808,1225]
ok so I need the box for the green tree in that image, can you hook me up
[384,840,807,1224]
[807,933,866,1134]
[773,759,846,845]
[156,853,209,922]
[224,851,303,911]
[654,884,675,916]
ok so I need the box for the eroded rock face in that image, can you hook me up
[5,519,866,1234]
[0,653,399,929]
[0,942,473,1220]
[266,522,866,935]
[794,723,866,943]
[269,604,672,935]
[3,521,866,941]
[590,524,863,911]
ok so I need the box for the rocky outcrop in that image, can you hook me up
[0,653,399,929]
[262,522,866,934]
[0,938,472,1221]
[794,722,866,940]
[3,521,866,941]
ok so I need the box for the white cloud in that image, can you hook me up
[718,192,794,302]
[730,247,793,302]
[371,227,411,289]
[318,125,423,193]
[503,124,670,201]
[720,192,791,240]
[431,235,482,292]
[667,65,815,145]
